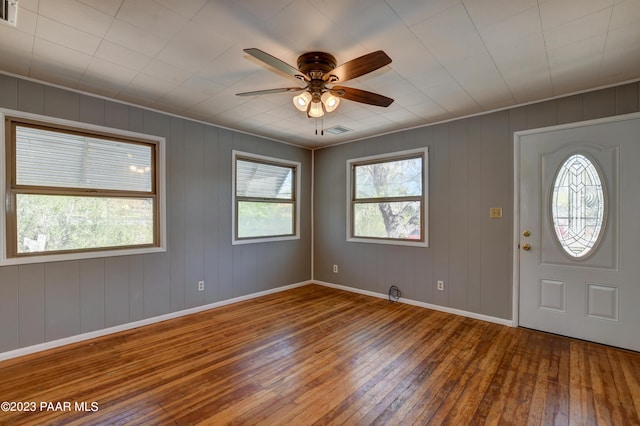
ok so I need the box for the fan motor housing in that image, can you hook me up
[297,52,336,76]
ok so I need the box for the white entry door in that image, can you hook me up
[517,113,640,352]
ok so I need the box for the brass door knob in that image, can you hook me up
[522,243,531,251]
[522,230,531,237]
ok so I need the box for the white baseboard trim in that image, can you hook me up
[1,279,513,362]
[314,280,515,327]
[0,280,312,362]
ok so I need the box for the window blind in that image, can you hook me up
[236,159,293,199]
[16,126,153,193]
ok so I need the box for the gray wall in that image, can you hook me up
[1,74,637,354]
[313,82,640,321]
[0,74,312,353]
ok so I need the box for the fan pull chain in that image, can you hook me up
[314,116,326,136]
[314,116,325,135]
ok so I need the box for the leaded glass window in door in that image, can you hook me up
[551,154,606,258]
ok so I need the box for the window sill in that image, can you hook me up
[347,236,428,248]
[232,235,300,245]
[0,246,167,266]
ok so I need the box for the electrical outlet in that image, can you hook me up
[198,281,204,291]
[333,264,339,273]
[437,280,444,291]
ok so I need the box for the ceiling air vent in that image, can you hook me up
[1,0,18,26]
[324,125,352,135]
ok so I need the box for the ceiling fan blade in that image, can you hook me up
[331,86,394,107]
[236,87,305,97]
[243,48,310,82]
[323,50,392,83]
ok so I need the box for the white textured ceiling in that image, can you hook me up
[1,0,639,148]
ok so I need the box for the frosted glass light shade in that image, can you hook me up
[321,92,340,112]
[308,101,324,118]
[293,91,312,111]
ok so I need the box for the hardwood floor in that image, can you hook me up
[0,284,638,425]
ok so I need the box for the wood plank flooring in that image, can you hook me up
[0,284,638,425]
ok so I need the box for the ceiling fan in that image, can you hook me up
[236,48,394,121]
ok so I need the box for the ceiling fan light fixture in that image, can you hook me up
[239,48,393,127]
[308,100,324,118]
[321,91,340,112]
[293,91,311,111]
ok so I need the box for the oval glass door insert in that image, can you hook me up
[551,154,606,258]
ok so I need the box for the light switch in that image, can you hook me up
[490,207,503,219]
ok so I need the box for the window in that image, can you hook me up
[232,151,300,244]
[347,148,428,246]
[551,153,606,258]
[2,112,165,264]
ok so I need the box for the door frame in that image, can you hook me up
[511,112,640,328]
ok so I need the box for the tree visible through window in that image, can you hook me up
[348,148,428,245]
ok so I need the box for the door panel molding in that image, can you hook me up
[586,283,619,322]
[539,279,566,312]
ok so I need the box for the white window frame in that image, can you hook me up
[0,109,167,266]
[232,150,301,245]
[346,147,429,247]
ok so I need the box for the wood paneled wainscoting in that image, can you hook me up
[0,284,638,425]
